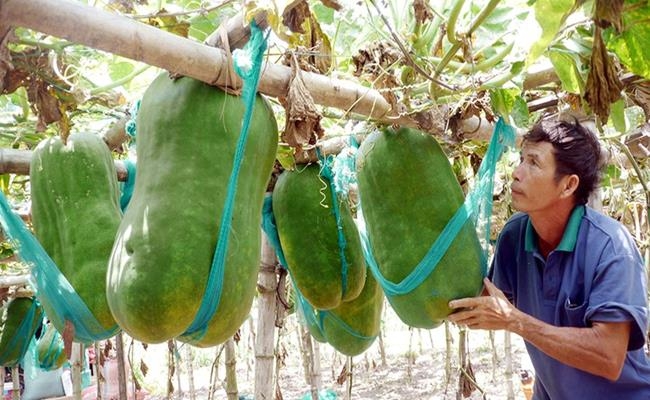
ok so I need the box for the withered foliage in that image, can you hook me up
[278,53,324,153]
[593,0,625,33]
[413,0,434,25]
[584,27,623,123]
[283,0,311,34]
[352,41,403,109]
[2,47,75,132]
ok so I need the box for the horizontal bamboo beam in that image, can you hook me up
[0,273,28,288]
[0,0,399,124]
[0,148,130,181]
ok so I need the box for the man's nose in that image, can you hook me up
[512,163,523,181]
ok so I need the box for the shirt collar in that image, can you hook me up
[524,205,585,253]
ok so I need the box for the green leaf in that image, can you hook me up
[512,96,531,128]
[109,61,135,82]
[607,1,650,79]
[548,49,583,94]
[608,98,626,134]
[601,163,621,188]
[490,88,520,118]
[526,0,575,65]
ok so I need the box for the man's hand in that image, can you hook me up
[447,278,520,331]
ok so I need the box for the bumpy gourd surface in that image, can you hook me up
[273,164,366,310]
[356,127,483,328]
[30,132,121,334]
[107,74,278,345]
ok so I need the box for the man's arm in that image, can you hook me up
[448,278,631,381]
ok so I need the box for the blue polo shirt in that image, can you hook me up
[490,205,650,399]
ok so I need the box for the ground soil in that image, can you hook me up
[126,304,532,400]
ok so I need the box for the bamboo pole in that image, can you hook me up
[115,333,128,400]
[224,338,238,400]
[504,331,515,400]
[185,345,196,400]
[71,342,83,400]
[254,225,279,400]
[10,365,18,400]
[0,274,28,288]
[94,342,103,400]
[0,0,395,123]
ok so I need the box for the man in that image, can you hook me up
[448,117,650,399]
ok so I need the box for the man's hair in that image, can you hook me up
[523,117,603,205]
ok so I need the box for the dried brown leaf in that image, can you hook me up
[279,54,323,153]
[593,0,624,33]
[584,28,623,123]
[140,359,149,377]
[27,80,62,132]
[283,0,310,34]
[352,41,401,78]
[320,0,342,11]
[413,0,433,24]
[336,363,348,385]
[459,360,477,398]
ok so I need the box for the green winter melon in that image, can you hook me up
[356,127,483,328]
[0,297,43,366]
[273,164,366,310]
[37,323,67,370]
[321,270,383,356]
[30,132,122,339]
[107,73,278,345]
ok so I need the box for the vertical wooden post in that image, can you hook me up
[254,225,279,399]
[224,338,238,400]
[186,345,196,400]
[95,342,103,400]
[115,332,128,400]
[504,331,515,400]
[11,365,19,400]
[71,342,83,400]
[311,340,322,395]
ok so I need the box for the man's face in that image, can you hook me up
[510,141,571,213]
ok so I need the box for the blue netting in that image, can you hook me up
[119,159,136,211]
[0,191,119,343]
[331,136,360,199]
[36,323,65,371]
[0,298,42,367]
[359,118,516,297]
[316,150,350,297]
[125,99,140,139]
[181,21,268,342]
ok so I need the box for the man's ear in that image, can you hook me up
[561,174,579,198]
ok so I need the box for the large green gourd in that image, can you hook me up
[30,132,121,334]
[107,74,278,345]
[320,270,383,356]
[0,297,43,366]
[273,164,366,310]
[356,127,483,328]
[37,323,67,370]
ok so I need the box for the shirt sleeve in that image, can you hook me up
[585,253,649,351]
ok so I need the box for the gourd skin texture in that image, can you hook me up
[321,270,383,356]
[107,74,278,345]
[273,164,366,310]
[0,297,43,366]
[30,132,121,335]
[356,127,483,328]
